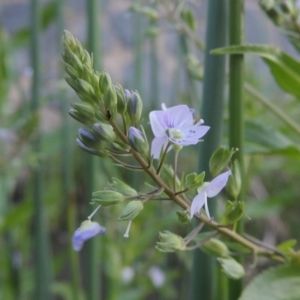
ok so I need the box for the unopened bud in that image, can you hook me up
[92,190,124,206]
[62,30,76,49]
[209,146,235,178]
[226,160,242,200]
[201,238,229,257]
[104,86,117,119]
[69,103,96,124]
[110,178,137,197]
[118,200,143,221]
[76,138,108,157]
[78,127,100,148]
[93,122,116,142]
[217,257,245,280]
[156,231,186,252]
[115,84,127,115]
[76,79,96,104]
[128,126,149,157]
[127,91,143,125]
[99,71,112,94]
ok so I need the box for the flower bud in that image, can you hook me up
[78,127,100,148]
[118,200,144,221]
[63,62,80,79]
[128,126,149,157]
[226,160,242,200]
[110,178,137,197]
[156,231,186,252]
[217,257,245,280]
[104,86,117,119]
[225,201,244,224]
[69,103,96,125]
[127,91,143,125]
[209,146,235,178]
[99,71,112,94]
[115,84,127,115]
[62,30,76,49]
[93,122,116,142]
[176,210,191,224]
[201,238,229,257]
[91,190,124,206]
[76,138,108,157]
[76,78,96,104]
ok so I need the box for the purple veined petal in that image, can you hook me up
[72,221,106,251]
[164,105,191,128]
[181,125,210,140]
[206,170,232,198]
[190,192,206,218]
[149,111,168,137]
[176,110,195,130]
[151,136,170,159]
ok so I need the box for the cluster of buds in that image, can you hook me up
[260,0,300,51]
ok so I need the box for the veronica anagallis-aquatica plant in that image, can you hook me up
[62,30,291,280]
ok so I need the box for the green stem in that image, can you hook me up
[30,0,52,298]
[245,83,300,136]
[86,0,101,299]
[228,0,245,299]
[190,0,227,299]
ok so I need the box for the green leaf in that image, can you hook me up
[212,45,300,99]
[239,265,300,300]
[277,240,297,253]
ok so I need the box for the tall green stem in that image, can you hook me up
[56,1,81,299]
[30,0,52,299]
[228,0,245,299]
[85,1,101,299]
[190,1,227,300]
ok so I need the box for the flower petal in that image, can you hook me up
[190,192,206,218]
[72,221,106,251]
[149,111,168,137]
[181,125,210,140]
[165,105,191,128]
[206,170,232,198]
[151,136,170,159]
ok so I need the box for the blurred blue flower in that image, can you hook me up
[72,220,106,251]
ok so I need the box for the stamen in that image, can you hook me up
[87,205,101,220]
[124,220,132,238]
[204,193,211,220]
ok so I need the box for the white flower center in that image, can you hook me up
[168,128,183,140]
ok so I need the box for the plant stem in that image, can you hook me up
[228,0,245,298]
[190,0,227,299]
[30,0,52,298]
[110,121,285,263]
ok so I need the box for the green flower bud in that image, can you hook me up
[226,160,242,200]
[93,122,116,142]
[91,190,124,206]
[69,102,96,124]
[78,127,100,148]
[176,210,191,224]
[76,78,96,104]
[115,84,127,115]
[127,91,143,125]
[110,178,137,197]
[118,200,143,221]
[63,62,80,79]
[76,138,108,157]
[99,71,112,94]
[62,30,76,49]
[201,238,229,257]
[156,231,186,253]
[209,146,235,178]
[65,75,79,92]
[225,201,244,224]
[217,257,245,280]
[128,126,149,157]
[104,86,117,119]
[82,49,93,70]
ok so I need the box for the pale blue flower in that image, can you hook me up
[190,170,232,219]
[72,220,106,251]
[149,105,210,159]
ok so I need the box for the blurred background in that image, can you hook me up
[1,0,300,299]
